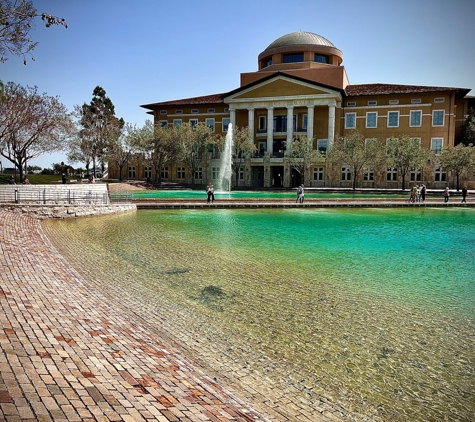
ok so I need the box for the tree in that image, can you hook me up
[176,122,214,186]
[386,135,431,190]
[106,122,140,181]
[437,143,475,191]
[459,106,475,146]
[136,120,181,184]
[0,0,67,64]
[326,130,386,190]
[0,82,73,183]
[76,86,124,175]
[286,135,322,186]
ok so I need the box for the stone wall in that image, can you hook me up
[0,204,136,219]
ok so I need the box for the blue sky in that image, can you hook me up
[2,0,474,169]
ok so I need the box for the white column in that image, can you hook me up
[328,102,336,145]
[307,105,314,140]
[230,107,236,128]
[267,106,274,155]
[248,108,255,145]
[286,106,294,146]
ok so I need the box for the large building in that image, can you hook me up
[115,31,474,188]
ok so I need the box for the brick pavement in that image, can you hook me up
[0,210,268,422]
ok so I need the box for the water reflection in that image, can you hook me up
[42,208,475,421]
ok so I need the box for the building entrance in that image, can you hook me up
[272,166,284,187]
[291,168,302,187]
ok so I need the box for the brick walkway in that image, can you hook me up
[0,211,268,422]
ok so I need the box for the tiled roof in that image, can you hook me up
[141,93,226,110]
[346,83,470,98]
[141,83,471,111]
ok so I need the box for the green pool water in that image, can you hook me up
[42,208,475,421]
[129,189,408,200]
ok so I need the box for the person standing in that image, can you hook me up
[296,184,303,203]
[8,175,15,185]
[420,184,426,203]
[299,184,305,203]
[444,187,450,203]
[461,185,468,203]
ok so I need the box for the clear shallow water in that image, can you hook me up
[43,208,475,421]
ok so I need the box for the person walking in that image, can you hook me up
[461,185,468,203]
[444,187,450,203]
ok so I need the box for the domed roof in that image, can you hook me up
[264,31,336,51]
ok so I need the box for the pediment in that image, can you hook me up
[225,75,339,102]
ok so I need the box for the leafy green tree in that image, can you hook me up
[0,82,73,183]
[175,122,214,186]
[386,135,431,190]
[327,130,386,190]
[459,106,475,146]
[437,143,475,191]
[0,0,67,64]
[75,86,124,175]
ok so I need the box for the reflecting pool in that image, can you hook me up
[128,189,409,201]
[42,208,475,421]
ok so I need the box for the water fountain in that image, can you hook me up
[217,123,233,192]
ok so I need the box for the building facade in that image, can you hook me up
[112,31,474,188]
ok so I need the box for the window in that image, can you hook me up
[273,115,287,132]
[368,101,377,106]
[258,116,266,131]
[265,58,272,67]
[173,119,182,127]
[161,167,169,180]
[283,53,303,63]
[159,120,168,128]
[432,110,444,126]
[144,166,152,179]
[341,167,351,181]
[411,99,421,104]
[211,167,219,179]
[238,167,244,180]
[258,142,266,156]
[347,102,356,107]
[194,167,202,180]
[435,167,446,182]
[431,138,443,154]
[363,168,374,181]
[177,167,185,179]
[366,112,377,128]
[207,108,215,113]
[128,166,136,179]
[302,114,308,130]
[410,169,422,182]
[189,118,198,128]
[313,167,324,181]
[191,109,199,114]
[386,167,398,181]
[434,97,445,103]
[345,113,356,129]
[317,139,328,154]
[314,53,329,63]
[389,100,399,105]
[175,110,183,114]
[160,110,167,115]
[206,118,215,132]
[387,111,399,127]
[410,110,422,127]
[223,118,230,132]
